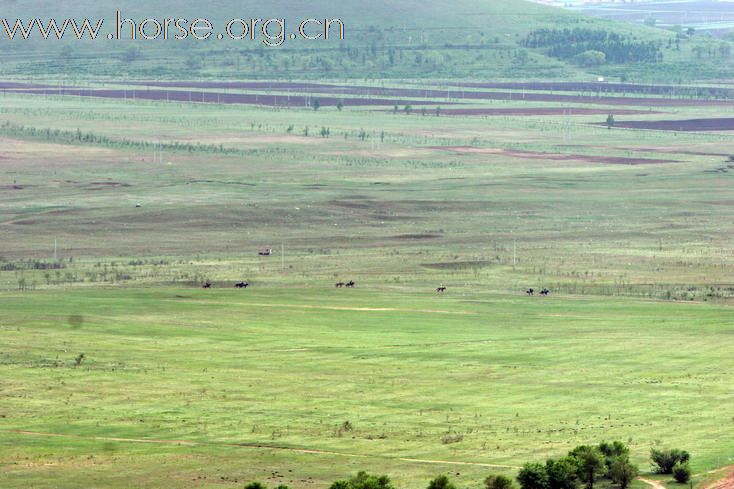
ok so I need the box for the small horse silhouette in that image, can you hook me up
[526,288,534,296]
[335,282,345,288]
[436,286,447,293]
[235,282,249,288]
[202,282,212,289]
[540,288,550,296]
[345,281,355,288]
[258,248,272,256]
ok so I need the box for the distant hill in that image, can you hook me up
[1,0,730,82]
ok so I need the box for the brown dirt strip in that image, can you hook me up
[15,83,727,108]
[638,477,666,489]
[611,118,734,132]
[703,466,734,489]
[21,87,451,108]
[433,146,678,165]
[395,108,660,116]
[2,430,518,469]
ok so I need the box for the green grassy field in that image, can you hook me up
[2,287,733,489]
[1,80,734,488]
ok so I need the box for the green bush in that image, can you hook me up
[569,445,606,489]
[672,463,691,484]
[427,475,456,489]
[546,457,579,489]
[485,474,515,489]
[610,457,639,489]
[329,472,395,489]
[650,448,690,474]
[517,463,549,489]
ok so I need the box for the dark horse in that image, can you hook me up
[235,282,249,288]
[436,286,447,293]
[202,282,212,289]
[526,288,534,296]
[335,282,345,288]
[345,281,355,288]
[258,248,272,256]
[540,288,550,296]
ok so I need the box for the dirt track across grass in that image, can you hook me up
[2,430,519,469]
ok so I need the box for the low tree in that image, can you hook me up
[610,457,638,489]
[599,441,630,470]
[570,445,606,489]
[245,483,268,489]
[546,457,579,489]
[606,114,615,130]
[311,98,321,111]
[517,463,549,489]
[672,463,691,484]
[485,474,515,489]
[427,475,456,489]
[650,448,690,474]
[329,472,395,489]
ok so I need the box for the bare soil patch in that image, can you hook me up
[24,87,450,108]
[21,81,728,108]
[434,146,678,165]
[392,233,443,240]
[611,118,734,131]
[706,467,734,489]
[401,107,660,116]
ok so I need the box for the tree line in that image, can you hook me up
[522,28,664,65]
[241,442,691,489]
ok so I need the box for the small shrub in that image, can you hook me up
[245,483,268,489]
[610,457,638,489]
[329,471,394,489]
[651,448,690,474]
[485,474,515,489]
[427,475,456,489]
[517,462,549,489]
[672,463,691,484]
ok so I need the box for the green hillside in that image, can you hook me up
[0,0,696,81]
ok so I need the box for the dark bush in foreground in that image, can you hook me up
[518,463,550,489]
[569,445,606,489]
[545,457,579,489]
[427,475,456,489]
[610,457,639,489]
[244,483,269,489]
[485,474,515,489]
[651,448,690,474]
[672,463,691,484]
[330,471,395,489]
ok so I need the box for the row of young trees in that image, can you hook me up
[518,444,691,489]
[241,443,691,489]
